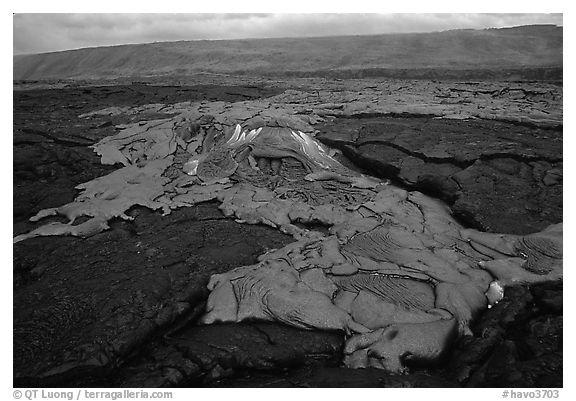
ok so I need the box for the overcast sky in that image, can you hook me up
[13,13,563,55]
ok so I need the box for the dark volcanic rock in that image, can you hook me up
[112,323,344,387]
[212,366,459,388]
[113,278,562,388]
[446,282,562,387]
[13,83,562,388]
[13,204,293,386]
[317,116,562,234]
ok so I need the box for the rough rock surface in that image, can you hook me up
[13,80,563,387]
[13,203,293,386]
[17,102,562,376]
[316,117,562,234]
[212,366,460,388]
[111,323,344,387]
[447,281,562,387]
[269,79,562,128]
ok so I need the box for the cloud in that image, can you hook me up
[13,13,563,55]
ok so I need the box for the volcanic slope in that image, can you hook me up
[14,25,562,81]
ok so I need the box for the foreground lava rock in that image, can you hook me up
[16,110,563,376]
[13,81,563,387]
[13,204,294,386]
[112,323,344,387]
[447,281,562,387]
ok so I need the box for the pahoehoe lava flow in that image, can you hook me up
[14,97,563,379]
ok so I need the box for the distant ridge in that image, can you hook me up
[13,25,562,81]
